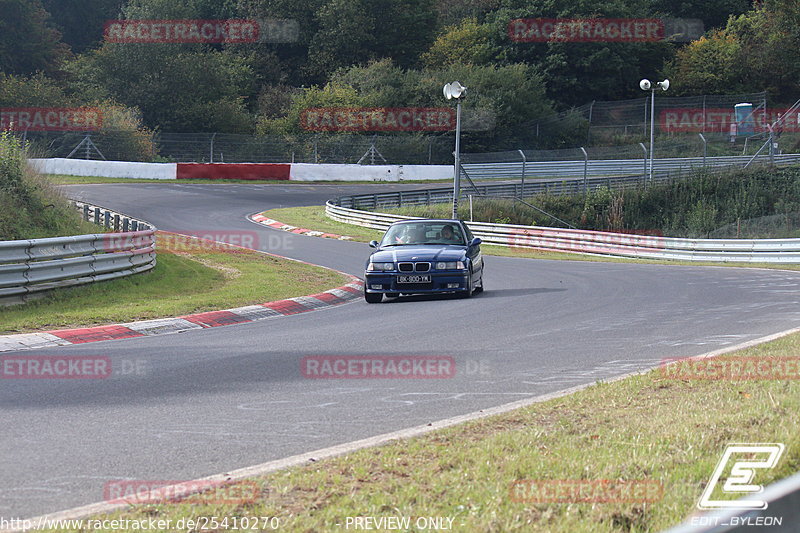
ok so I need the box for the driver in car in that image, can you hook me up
[440,224,459,243]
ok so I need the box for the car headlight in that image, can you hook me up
[367,262,394,271]
[436,261,466,270]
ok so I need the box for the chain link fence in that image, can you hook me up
[18,131,456,165]
[15,91,798,164]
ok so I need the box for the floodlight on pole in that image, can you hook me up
[443,82,466,220]
[640,79,669,181]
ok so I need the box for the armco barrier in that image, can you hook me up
[0,203,156,304]
[325,200,800,263]
[461,153,800,181]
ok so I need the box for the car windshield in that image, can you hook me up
[381,222,465,246]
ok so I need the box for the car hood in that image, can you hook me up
[370,245,467,263]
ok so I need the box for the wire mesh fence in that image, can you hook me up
[15,91,798,165]
[18,131,457,165]
[522,91,774,147]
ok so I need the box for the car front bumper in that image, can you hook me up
[364,271,470,294]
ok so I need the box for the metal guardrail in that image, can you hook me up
[461,153,800,181]
[325,201,800,263]
[661,471,800,533]
[334,153,800,211]
[0,203,156,304]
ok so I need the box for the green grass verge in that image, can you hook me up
[47,174,453,185]
[40,331,800,532]
[261,205,800,271]
[0,235,349,334]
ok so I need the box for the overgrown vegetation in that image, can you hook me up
[0,131,94,239]
[386,165,800,238]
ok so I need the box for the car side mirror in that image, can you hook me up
[369,240,379,248]
[470,237,482,247]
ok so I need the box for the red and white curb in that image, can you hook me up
[0,280,362,353]
[0,231,365,353]
[249,213,354,241]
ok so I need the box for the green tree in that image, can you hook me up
[665,3,800,99]
[305,0,437,82]
[0,0,70,76]
[486,0,675,106]
[0,72,71,107]
[40,0,126,54]
[64,0,258,132]
[422,18,500,69]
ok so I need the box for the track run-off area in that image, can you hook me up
[3,181,800,519]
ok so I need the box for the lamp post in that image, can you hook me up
[639,78,669,182]
[443,81,466,220]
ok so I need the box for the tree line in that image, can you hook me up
[0,0,797,154]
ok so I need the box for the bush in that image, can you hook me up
[0,132,92,240]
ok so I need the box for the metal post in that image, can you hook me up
[649,89,655,182]
[517,149,526,197]
[469,194,473,222]
[698,133,707,167]
[579,146,588,195]
[639,143,647,182]
[210,133,216,163]
[452,101,462,220]
[587,100,595,144]
[702,95,706,134]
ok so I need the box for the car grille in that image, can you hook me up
[398,262,431,272]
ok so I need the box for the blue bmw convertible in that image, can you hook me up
[364,219,484,303]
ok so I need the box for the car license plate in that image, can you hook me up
[397,274,431,283]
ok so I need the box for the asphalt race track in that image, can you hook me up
[3,182,800,519]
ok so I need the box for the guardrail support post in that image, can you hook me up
[579,147,588,196]
[639,143,648,184]
[517,149,526,197]
[83,204,89,221]
[103,211,110,228]
[698,133,707,167]
[113,214,120,232]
